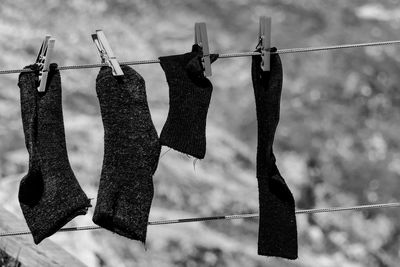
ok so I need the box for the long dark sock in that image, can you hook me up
[158,45,218,159]
[93,65,161,243]
[18,63,91,244]
[252,48,298,259]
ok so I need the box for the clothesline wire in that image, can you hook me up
[1,202,399,237]
[1,40,400,75]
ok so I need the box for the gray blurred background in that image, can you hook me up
[1,0,400,266]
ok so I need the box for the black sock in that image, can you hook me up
[18,63,91,244]
[93,65,161,243]
[252,48,298,259]
[158,45,218,159]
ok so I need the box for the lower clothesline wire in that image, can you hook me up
[1,202,399,237]
[1,40,400,75]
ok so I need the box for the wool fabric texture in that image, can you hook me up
[251,48,298,259]
[93,65,161,243]
[158,45,219,159]
[18,63,91,244]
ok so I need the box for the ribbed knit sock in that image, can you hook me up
[18,63,91,244]
[93,65,161,243]
[252,48,298,259]
[158,45,218,159]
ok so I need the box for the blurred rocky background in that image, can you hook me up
[1,0,400,266]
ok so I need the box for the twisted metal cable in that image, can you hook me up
[1,40,400,75]
[1,202,399,237]
[274,40,400,54]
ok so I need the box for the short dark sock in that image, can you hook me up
[18,63,91,244]
[93,65,161,243]
[158,45,218,159]
[252,48,298,259]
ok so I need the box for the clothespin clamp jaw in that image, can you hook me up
[91,30,124,76]
[194,22,212,77]
[258,16,271,71]
[35,35,55,92]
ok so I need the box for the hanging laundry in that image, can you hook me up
[158,45,218,159]
[18,63,91,244]
[93,65,161,244]
[251,48,298,259]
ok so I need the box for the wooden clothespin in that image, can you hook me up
[36,35,55,92]
[194,22,212,77]
[91,30,123,76]
[259,16,271,71]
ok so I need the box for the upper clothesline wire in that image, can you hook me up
[0,202,399,237]
[1,40,400,75]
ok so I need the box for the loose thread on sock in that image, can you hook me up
[192,158,199,172]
